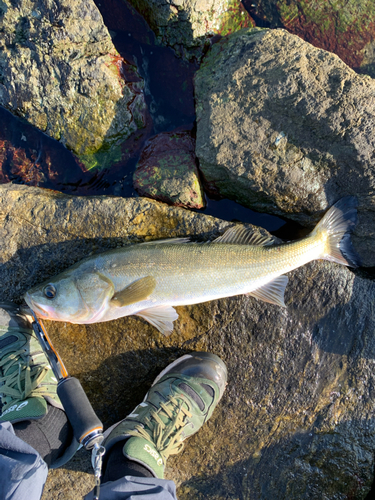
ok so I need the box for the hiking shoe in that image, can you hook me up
[103,351,227,479]
[0,302,63,423]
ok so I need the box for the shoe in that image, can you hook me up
[103,351,227,479]
[0,302,63,423]
[0,303,79,468]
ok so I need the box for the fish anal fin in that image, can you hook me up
[136,305,178,336]
[111,276,156,307]
[213,226,275,246]
[247,275,288,307]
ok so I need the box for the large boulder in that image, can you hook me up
[0,0,146,170]
[127,0,254,60]
[0,184,375,499]
[195,28,375,266]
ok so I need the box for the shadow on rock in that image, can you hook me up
[80,346,194,427]
[291,264,375,359]
[60,345,194,474]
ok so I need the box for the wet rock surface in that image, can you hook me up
[247,0,375,77]
[0,0,146,170]
[195,28,375,267]
[133,130,204,209]
[127,0,254,60]
[0,184,374,499]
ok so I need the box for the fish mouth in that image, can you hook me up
[24,293,57,320]
[24,292,106,324]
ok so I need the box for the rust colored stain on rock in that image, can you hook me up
[286,15,375,73]
[247,1,375,76]
[133,130,205,209]
[0,139,84,188]
[0,139,44,186]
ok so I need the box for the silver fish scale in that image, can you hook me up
[90,238,324,303]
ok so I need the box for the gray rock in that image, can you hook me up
[0,0,146,170]
[127,0,254,60]
[195,28,375,266]
[0,184,374,499]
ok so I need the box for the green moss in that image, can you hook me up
[78,142,123,172]
[216,0,254,37]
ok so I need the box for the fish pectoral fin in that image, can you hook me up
[247,275,288,307]
[110,276,156,307]
[135,305,179,336]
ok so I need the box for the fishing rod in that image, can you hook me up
[28,308,105,500]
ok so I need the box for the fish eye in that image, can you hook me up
[43,284,56,299]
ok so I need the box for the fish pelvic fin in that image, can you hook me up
[135,305,178,336]
[111,276,156,307]
[311,196,360,267]
[247,275,288,307]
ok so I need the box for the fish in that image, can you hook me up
[25,196,359,336]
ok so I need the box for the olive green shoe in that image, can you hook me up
[0,303,63,423]
[103,352,227,479]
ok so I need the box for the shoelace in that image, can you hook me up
[0,346,50,410]
[128,395,193,464]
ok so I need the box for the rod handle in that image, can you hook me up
[57,376,103,449]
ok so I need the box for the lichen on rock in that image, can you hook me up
[133,130,205,209]
[0,0,146,170]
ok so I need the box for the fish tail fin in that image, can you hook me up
[311,196,360,267]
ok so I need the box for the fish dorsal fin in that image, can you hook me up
[213,226,274,246]
[139,238,191,245]
[247,275,288,307]
[136,305,179,336]
[111,276,156,307]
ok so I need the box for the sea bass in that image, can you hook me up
[25,197,359,336]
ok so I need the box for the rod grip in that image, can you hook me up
[57,377,103,449]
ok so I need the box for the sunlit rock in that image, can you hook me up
[0,0,146,171]
[195,28,375,266]
[0,184,374,499]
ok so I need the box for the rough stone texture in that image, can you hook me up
[0,184,375,499]
[248,0,375,78]
[0,0,146,170]
[127,0,254,60]
[195,28,375,267]
[133,130,205,209]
